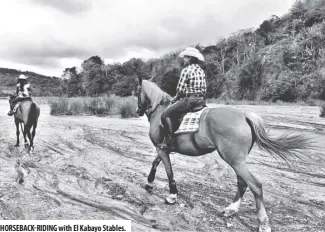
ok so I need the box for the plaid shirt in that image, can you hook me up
[176,64,207,98]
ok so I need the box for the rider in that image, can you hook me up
[160,47,207,150]
[8,74,32,116]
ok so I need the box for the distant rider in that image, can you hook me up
[8,74,32,116]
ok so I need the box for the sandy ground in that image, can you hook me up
[0,99,325,232]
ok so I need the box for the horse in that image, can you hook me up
[9,95,40,153]
[135,77,313,232]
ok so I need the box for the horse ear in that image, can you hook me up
[138,76,143,86]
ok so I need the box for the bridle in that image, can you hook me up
[136,85,169,120]
[136,85,147,116]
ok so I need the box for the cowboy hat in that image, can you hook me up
[18,74,28,80]
[179,47,205,61]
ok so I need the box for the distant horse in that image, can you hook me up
[9,94,40,152]
[135,77,313,232]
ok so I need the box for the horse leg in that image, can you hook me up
[15,120,20,147]
[23,125,29,149]
[156,148,178,205]
[223,174,247,217]
[26,128,32,152]
[233,163,271,232]
[145,155,162,193]
[212,128,269,231]
[30,122,37,151]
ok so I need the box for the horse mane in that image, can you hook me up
[142,80,171,108]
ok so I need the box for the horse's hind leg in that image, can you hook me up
[214,140,270,231]
[223,174,247,217]
[15,120,20,147]
[30,123,37,151]
[145,155,162,192]
[233,163,271,232]
[26,129,32,152]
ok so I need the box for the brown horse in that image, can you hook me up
[135,77,313,232]
[9,95,40,152]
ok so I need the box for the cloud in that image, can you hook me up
[29,0,92,14]
[0,0,296,76]
[0,37,90,68]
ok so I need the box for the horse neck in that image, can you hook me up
[148,103,168,127]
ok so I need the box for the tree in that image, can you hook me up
[160,68,181,96]
[111,76,137,96]
[62,67,84,97]
[81,56,114,96]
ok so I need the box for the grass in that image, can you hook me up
[48,95,138,118]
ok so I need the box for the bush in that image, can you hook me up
[69,99,88,115]
[49,96,138,118]
[304,9,325,27]
[119,97,138,118]
[89,98,106,115]
[49,98,70,115]
[306,98,317,106]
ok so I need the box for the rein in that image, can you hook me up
[146,100,170,120]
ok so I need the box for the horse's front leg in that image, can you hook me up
[15,119,20,147]
[145,155,162,193]
[156,148,178,205]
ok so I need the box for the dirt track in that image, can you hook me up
[0,100,325,232]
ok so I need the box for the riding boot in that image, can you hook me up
[161,118,176,150]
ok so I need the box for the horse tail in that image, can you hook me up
[26,102,37,128]
[245,112,313,165]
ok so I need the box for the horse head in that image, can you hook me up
[136,75,148,116]
[8,94,15,102]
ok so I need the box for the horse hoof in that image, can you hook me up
[145,184,153,193]
[24,144,29,149]
[164,199,177,205]
[164,193,177,205]
[259,221,271,232]
[222,208,237,217]
[15,144,19,147]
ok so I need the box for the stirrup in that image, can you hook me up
[160,136,176,150]
[160,137,168,149]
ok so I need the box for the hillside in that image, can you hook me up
[146,0,325,102]
[2,0,325,102]
[59,0,325,102]
[0,68,62,97]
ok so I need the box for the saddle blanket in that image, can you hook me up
[175,107,209,134]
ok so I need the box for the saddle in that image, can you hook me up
[160,105,215,151]
[160,100,207,134]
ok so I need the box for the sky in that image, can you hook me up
[0,0,296,77]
